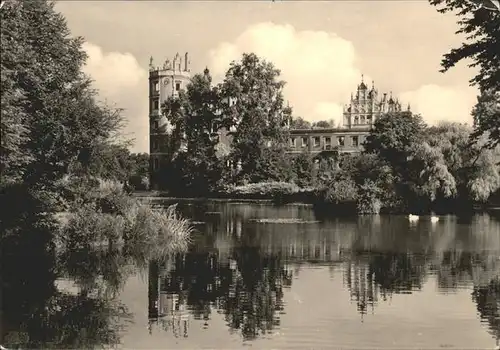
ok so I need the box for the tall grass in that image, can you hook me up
[57,177,193,256]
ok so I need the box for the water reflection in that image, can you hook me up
[141,202,500,347]
[2,202,500,348]
[1,222,132,349]
[147,244,292,340]
[473,277,500,346]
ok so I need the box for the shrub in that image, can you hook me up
[356,180,383,214]
[323,178,358,205]
[57,178,193,253]
[129,175,149,191]
[123,202,192,252]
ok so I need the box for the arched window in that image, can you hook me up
[354,116,359,125]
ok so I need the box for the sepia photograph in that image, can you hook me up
[1,0,499,349]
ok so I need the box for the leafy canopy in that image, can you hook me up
[218,53,292,182]
[162,69,223,193]
[0,0,125,191]
[429,0,500,149]
[429,0,500,91]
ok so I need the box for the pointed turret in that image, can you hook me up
[184,52,189,71]
[388,91,394,104]
[358,74,367,90]
[368,80,377,99]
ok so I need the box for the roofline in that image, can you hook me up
[289,127,371,134]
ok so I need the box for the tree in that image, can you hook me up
[313,120,334,128]
[290,117,312,129]
[429,0,500,148]
[471,89,500,149]
[429,0,500,91]
[291,151,315,187]
[425,122,500,203]
[0,0,124,193]
[409,142,457,202]
[218,53,292,183]
[364,111,426,177]
[162,69,222,194]
[128,152,150,190]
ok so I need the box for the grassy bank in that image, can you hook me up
[55,178,193,254]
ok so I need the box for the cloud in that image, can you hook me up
[400,84,478,125]
[208,22,365,125]
[82,43,148,153]
[208,22,477,127]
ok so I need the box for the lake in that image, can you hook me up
[4,201,500,349]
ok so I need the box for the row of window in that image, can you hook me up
[152,134,361,150]
[150,80,182,94]
[352,115,372,124]
[290,135,360,148]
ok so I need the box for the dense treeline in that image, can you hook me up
[0,0,162,228]
[155,52,499,214]
[1,3,191,346]
[154,0,500,212]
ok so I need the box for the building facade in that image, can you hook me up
[148,57,408,188]
[287,76,409,156]
[149,53,192,189]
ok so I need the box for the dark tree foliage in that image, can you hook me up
[364,112,427,176]
[470,89,500,149]
[162,70,223,194]
[429,0,500,91]
[290,117,312,129]
[218,53,292,182]
[429,0,500,148]
[0,0,124,192]
[313,120,335,128]
[291,152,315,187]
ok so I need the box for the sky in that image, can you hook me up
[56,1,480,154]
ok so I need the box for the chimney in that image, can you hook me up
[184,52,189,71]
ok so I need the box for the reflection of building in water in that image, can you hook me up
[343,261,379,319]
[283,237,342,263]
[148,260,190,337]
[226,217,242,238]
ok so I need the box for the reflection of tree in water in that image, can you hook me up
[57,244,132,298]
[472,277,500,345]
[222,246,290,340]
[1,223,131,349]
[369,253,427,295]
[432,251,476,291]
[343,252,428,317]
[152,244,292,340]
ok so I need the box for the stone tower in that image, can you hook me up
[343,75,405,129]
[149,52,191,190]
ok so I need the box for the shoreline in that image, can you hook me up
[133,191,500,213]
[134,193,314,206]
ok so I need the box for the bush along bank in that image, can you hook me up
[187,178,489,215]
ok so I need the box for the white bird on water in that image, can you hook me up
[408,214,419,222]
